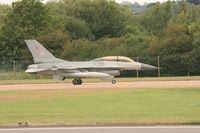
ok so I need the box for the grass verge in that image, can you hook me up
[0,87,199,126]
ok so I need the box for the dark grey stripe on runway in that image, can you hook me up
[0,126,200,133]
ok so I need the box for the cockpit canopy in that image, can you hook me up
[93,56,135,62]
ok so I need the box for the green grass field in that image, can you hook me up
[0,76,200,85]
[0,87,200,126]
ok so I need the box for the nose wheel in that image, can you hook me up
[112,80,116,84]
[72,79,82,85]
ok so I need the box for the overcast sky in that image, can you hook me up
[0,0,170,5]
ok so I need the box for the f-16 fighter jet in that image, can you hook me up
[25,40,157,85]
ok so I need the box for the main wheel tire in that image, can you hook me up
[112,80,116,84]
[72,79,78,85]
[72,79,82,85]
[77,79,82,85]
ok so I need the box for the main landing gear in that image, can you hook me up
[72,79,116,85]
[72,79,82,85]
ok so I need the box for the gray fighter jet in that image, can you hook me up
[25,40,157,85]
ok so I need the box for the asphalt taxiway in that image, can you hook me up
[0,126,200,133]
[0,80,199,91]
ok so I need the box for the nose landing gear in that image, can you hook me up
[72,79,82,85]
[112,80,116,84]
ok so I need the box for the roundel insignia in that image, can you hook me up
[36,45,46,57]
[40,51,46,57]
[36,45,41,50]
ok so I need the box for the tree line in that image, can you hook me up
[0,0,200,76]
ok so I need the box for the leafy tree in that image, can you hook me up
[0,4,10,30]
[70,0,132,39]
[64,16,93,40]
[37,31,70,58]
[113,34,149,57]
[0,0,200,76]
[136,2,175,35]
[160,24,192,55]
[187,0,200,5]
[61,39,98,61]
[188,23,200,74]
[0,0,48,61]
[95,37,123,56]
[147,23,193,75]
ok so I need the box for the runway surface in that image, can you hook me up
[0,80,199,91]
[0,126,200,133]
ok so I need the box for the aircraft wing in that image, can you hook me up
[56,65,122,70]
[26,65,79,73]
[25,68,47,73]
[25,66,86,73]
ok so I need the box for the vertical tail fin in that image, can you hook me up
[25,40,64,63]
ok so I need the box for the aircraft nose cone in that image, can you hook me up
[141,63,157,70]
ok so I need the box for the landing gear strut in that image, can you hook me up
[72,79,82,85]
